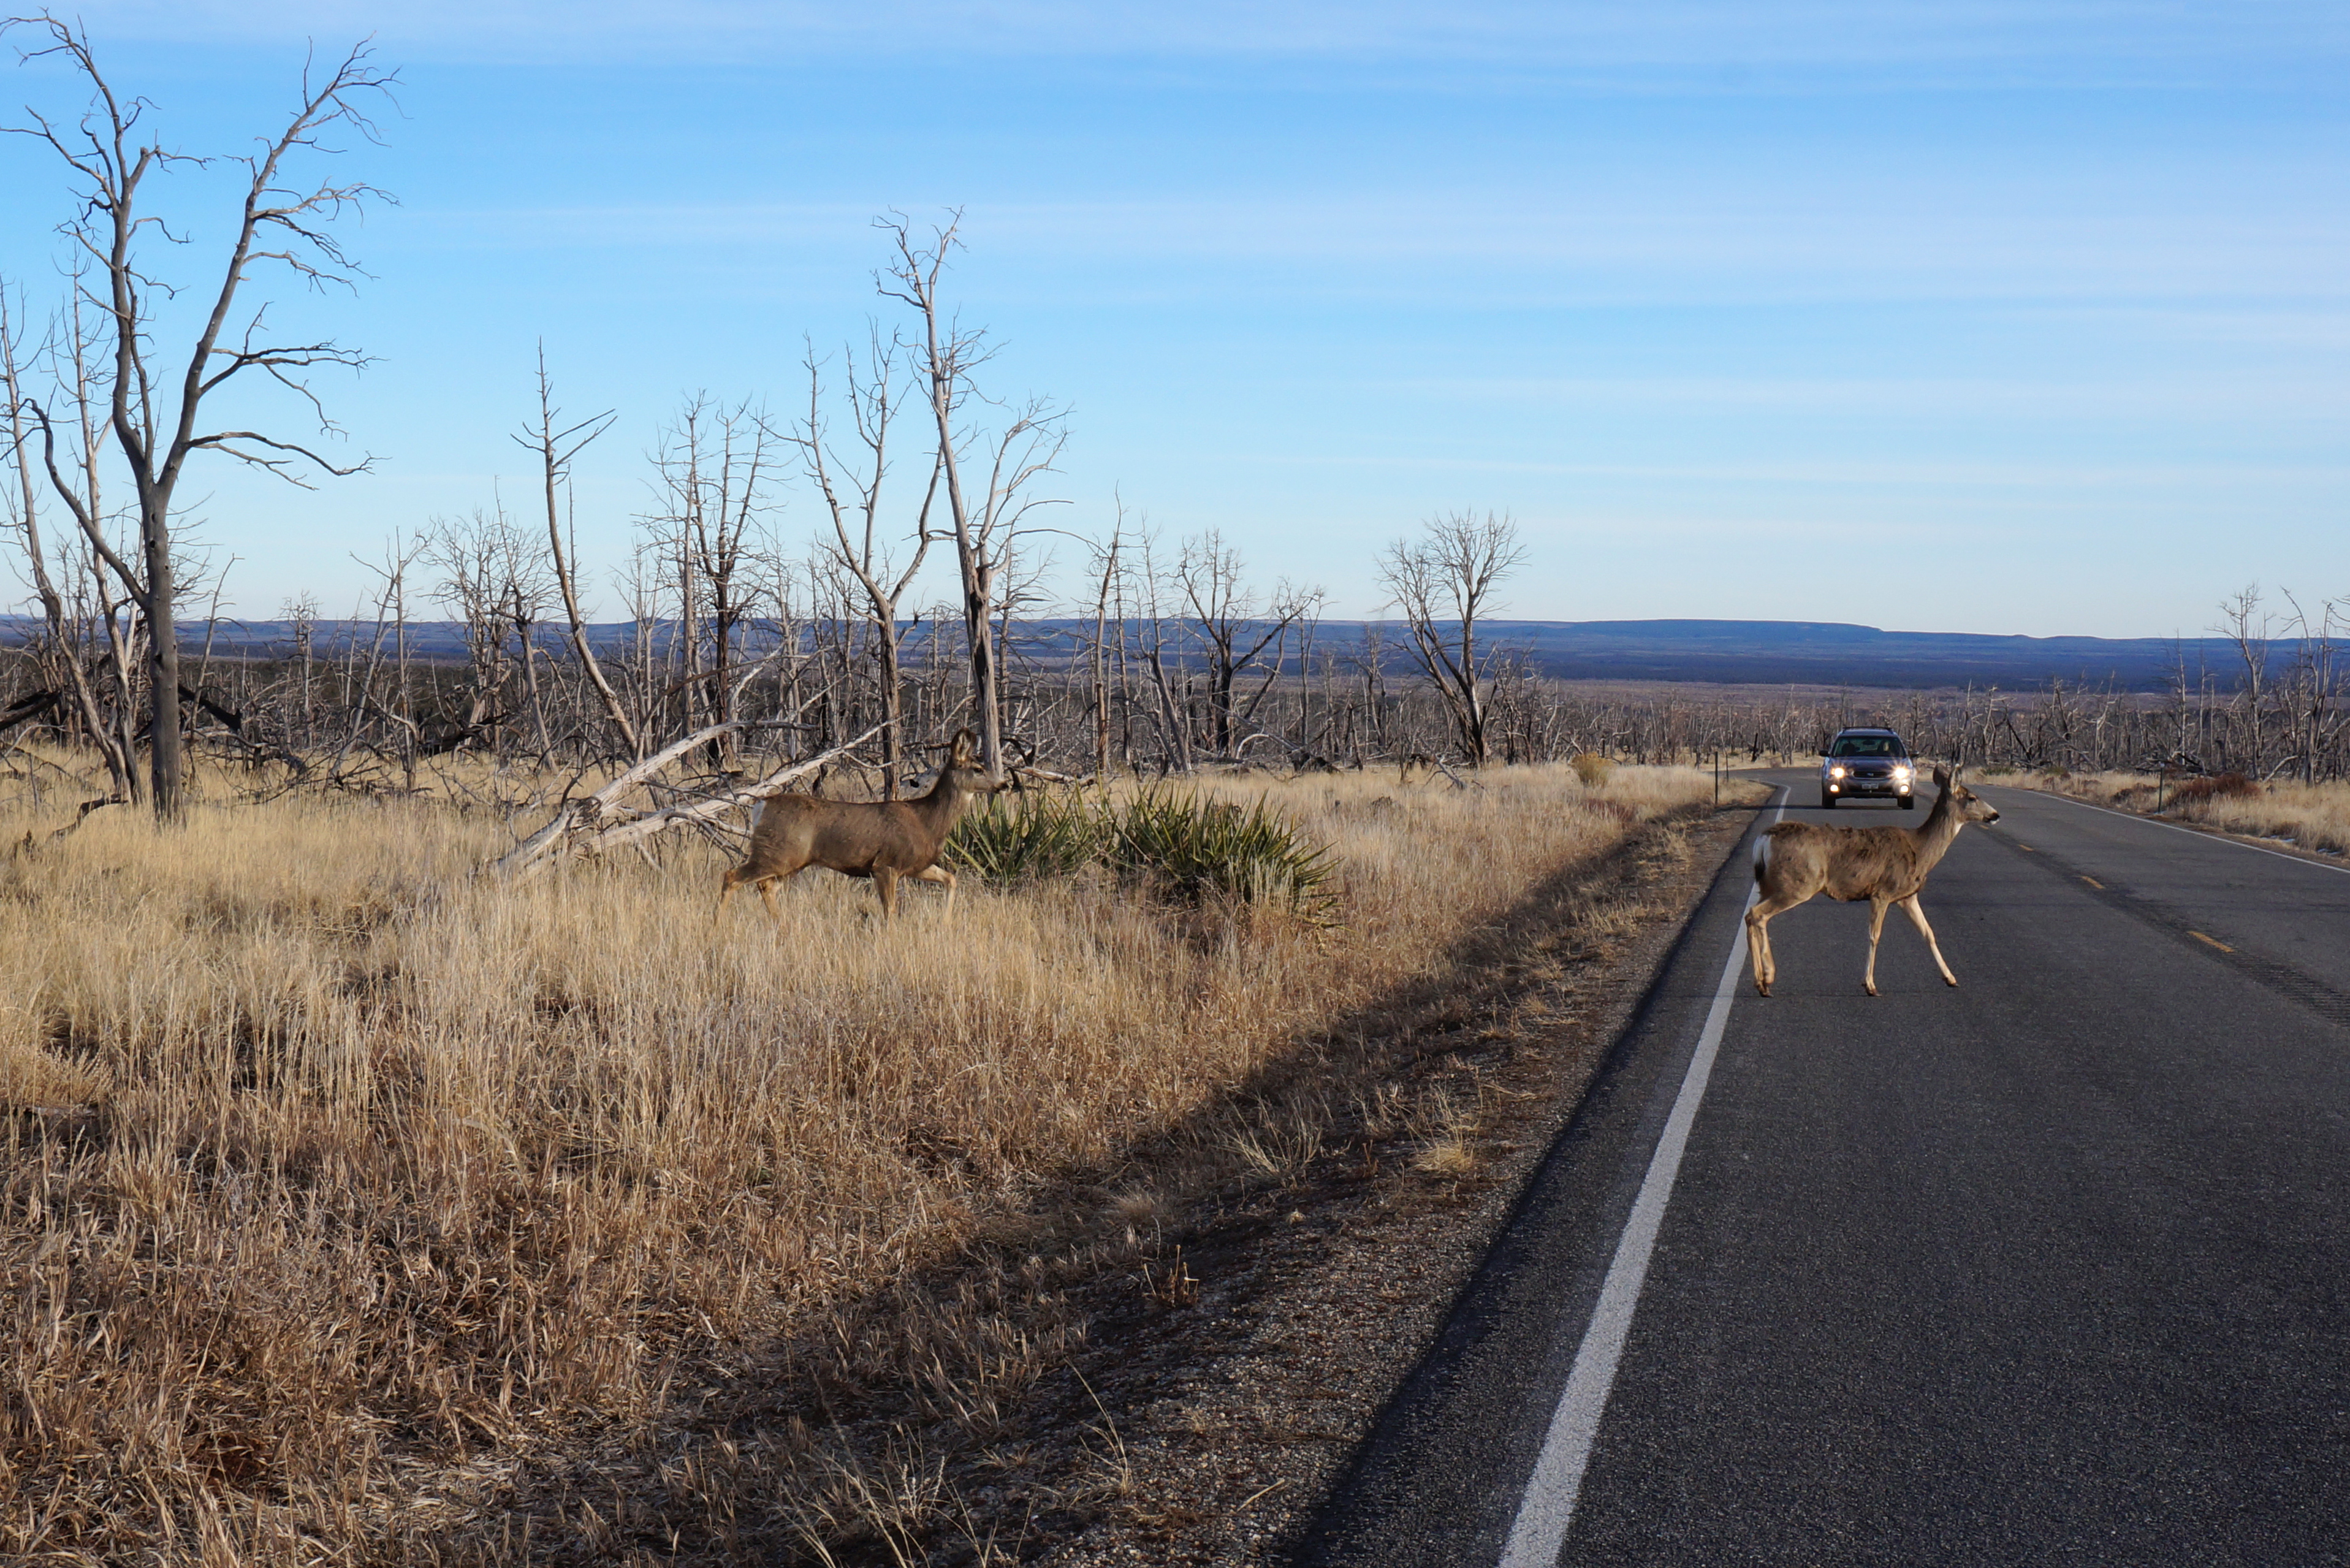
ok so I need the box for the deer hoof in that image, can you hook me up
[1754,981,1771,998]
[1944,976,1960,988]
[1865,983,1879,997]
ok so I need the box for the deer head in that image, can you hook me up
[937,729,1008,797]
[1931,764,2001,824]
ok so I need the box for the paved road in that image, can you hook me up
[1302,774,2350,1566]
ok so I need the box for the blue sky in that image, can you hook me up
[2,2,2345,637]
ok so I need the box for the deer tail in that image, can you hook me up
[1751,834,1771,886]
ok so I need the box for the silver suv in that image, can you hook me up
[1820,727,1917,809]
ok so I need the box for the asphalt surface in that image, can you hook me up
[1301,774,2350,1566]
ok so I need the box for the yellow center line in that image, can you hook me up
[2190,930,2234,953]
[2081,875,2104,889]
[2016,843,2035,852]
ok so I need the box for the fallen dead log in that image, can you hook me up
[0,690,61,733]
[11,796,127,859]
[490,722,883,880]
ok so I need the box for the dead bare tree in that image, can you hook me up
[1133,527,1195,773]
[2275,587,2341,785]
[2215,583,2272,776]
[655,394,778,772]
[4,15,392,816]
[279,590,317,749]
[1176,528,1312,757]
[521,350,640,761]
[1086,521,1121,779]
[1,278,132,796]
[1377,510,1527,767]
[427,505,549,757]
[790,333,934,796]
[878,211,1067,777]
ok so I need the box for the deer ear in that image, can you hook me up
[1932,764,1953,788]
[949,728,976,765]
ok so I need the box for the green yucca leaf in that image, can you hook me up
[1105,790,1339,923]
[946,790,1105,882]
[948,785,1340,924]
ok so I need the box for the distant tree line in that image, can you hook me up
[1515,610,2348,782]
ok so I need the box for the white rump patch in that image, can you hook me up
[1751,835,1771,882]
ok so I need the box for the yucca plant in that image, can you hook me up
[1105,791,1340,923]
[946,788,1106,882]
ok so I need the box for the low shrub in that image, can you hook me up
[1571,752,1613,787]
[948,786,1342,923]
[2167,771,2259,806]
[1106,791,1340,923]
[949,789,1105,881]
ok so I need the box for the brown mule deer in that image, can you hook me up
[717,729,1005,924]
[1746,765,2000,997]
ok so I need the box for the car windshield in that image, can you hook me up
[1829,736,1901,757]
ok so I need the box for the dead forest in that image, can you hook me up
[6,580,2347,818]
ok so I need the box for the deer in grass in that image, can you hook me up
[1747,765,2001,998]
[716,729,1006,925]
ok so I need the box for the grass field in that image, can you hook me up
[0,757,1714,1562]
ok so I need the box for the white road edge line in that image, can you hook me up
[2001,785,2350,878]
[1497,794,1784,1568]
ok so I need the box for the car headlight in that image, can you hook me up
[1893,764,1911,780]
[1829,765,1846,778]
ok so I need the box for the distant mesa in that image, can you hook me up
[0,615,2271,692]
[1466,619,2257,691]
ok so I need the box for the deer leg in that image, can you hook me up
[715,869,740,926]
[1745,895,1802,997]
[874,867,900,921]
[911,862,956,915]
[757,877,783,927]
[1745,905,1773,996]
[1900,895,1958,988]
[1865,897,1890,997]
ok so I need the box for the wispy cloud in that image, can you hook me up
[51,0,2350,79]
[395,186,2350,306]
[1229,452,2350,490]
[1365,375,2350,421]
[2006,305,2350,351]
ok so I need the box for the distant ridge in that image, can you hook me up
[0,615,2273,692]
[1466,620,2257,691]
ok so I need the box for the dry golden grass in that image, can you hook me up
[2002,769,2350,859]
[0,756,1713,1562]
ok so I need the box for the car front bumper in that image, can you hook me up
[1824,776,1912,797]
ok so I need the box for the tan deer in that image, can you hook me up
[717,729,1005,924]
[1746,765,2001,997]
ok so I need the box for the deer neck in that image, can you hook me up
[910,773,973,847]
[1907,788,1969,870]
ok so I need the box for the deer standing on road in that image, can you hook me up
[717,729,1005,925]
[1747,766,2001,997]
